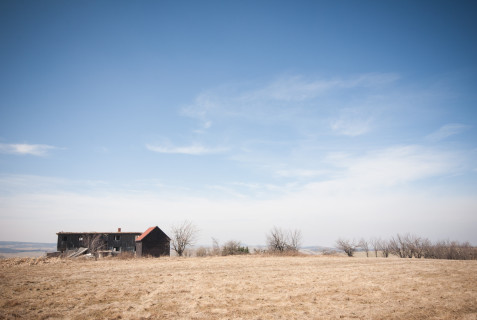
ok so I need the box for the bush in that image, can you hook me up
[422,240,477,260]
[266,227,302,253]
[222,240,249,256]
[196,246,208,257]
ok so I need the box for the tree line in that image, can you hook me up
[169,221,476,260]
[336,233,476,260]
[170,221,302,257]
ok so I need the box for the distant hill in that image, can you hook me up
[0,241,56,258]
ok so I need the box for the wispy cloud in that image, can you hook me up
[321,145,464,189]
[0,143,57,156]
[181,93,220,129]
[249,73,399,102]
[426,123,470,142]
[275,169,327,178]
[181,73,399,131]
[330,115,372,137]
[146,144,226,155]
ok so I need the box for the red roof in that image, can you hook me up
[136,226,156,242]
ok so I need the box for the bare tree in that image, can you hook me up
[377,239,390,258]
[170,220,198,257]
[421,238,433,258]
[211,237,221,256]
[336,233,476,261]
[83,234,105,258]
[288,229,303,251]
[370,238,380,257]
[389,234,408,258]
[421,239,476,260]
[336,238,357,257]
[359,238,370,257]
[266,227,302,253]
[267,227,288,252]
[406,234,424,258]
[389,233,424,258]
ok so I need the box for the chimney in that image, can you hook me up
[118,227,121,233]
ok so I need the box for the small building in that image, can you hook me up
[57,228,141,253]
[135,226,171,257]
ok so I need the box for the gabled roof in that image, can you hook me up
[136,226,171,242]
[135,226,156,242]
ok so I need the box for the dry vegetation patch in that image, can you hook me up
[1,255,476,319]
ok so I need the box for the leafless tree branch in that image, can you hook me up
[171,220,198,257]
[335,238,357,257]
[266,227,302,253]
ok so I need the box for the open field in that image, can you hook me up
[1,255,476,320]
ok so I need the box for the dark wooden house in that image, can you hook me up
[57,228,141,253]
[135,226,170,257]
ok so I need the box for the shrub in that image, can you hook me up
[222,240,249,256]
[266,227,302,253]
[196,246,208,257]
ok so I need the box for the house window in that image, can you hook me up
[62,236,67,241]
[113,247,120,252]
[79,237,83,242]
[114,235,120,241]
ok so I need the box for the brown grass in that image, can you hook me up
[0,255,476,319]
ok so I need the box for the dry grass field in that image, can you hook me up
[1,255,476,320]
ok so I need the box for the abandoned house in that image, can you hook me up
[135,226,171,257]
[56,226,170,257]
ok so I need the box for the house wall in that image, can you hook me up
[57,233,140,253]
[136,227,170,257]
[136,242,143,256]
[104,234,138,252]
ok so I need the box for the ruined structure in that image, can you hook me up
[57,228,141,253]
[56,226,170,257]
[135,226,171,257]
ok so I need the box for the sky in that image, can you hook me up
[1,0,476,246]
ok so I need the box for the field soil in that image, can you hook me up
[1,255,476,319]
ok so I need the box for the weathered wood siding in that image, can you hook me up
[57,233,141,253]
[136,227,170,257]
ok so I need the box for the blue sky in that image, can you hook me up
[1,1,476,246]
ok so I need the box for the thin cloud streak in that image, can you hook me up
[275,169,328,178]
[0,143,57,156]
[426,123,470,142]
[146,144,226,155]
[330,117,372,137]
[181,73,399,131]
[321,145,465,189]
[249,73,400,102]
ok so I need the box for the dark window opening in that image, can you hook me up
[62,236,67,241]
[113,247,120,252]
[114,235,120,241]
